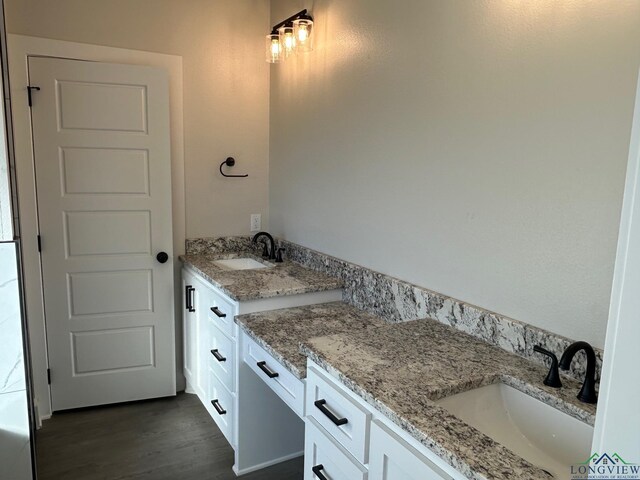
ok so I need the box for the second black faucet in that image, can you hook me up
[252,232,285,263]
[534,341,598,404]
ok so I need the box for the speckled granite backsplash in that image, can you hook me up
[186,236,262,256]
[186,236,603,382]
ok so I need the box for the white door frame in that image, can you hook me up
[8,34,185,421]
[592,69,640,458]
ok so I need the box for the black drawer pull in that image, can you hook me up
[314,399,348,426]
[257,361,279,378]
[211,349,226,362]
[312,464,329,480]
[210,306,227,318]
[211,399,226,415]
[185,286,195,312]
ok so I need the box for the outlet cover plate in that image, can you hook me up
[250,214,261,232]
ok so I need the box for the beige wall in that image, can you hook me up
[270,0,640,348]
[5,0,270,239]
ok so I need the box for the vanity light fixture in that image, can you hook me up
[266,33,283,64]
[278,25,296,59]
[293,14,314,52]
[266,9,314,63]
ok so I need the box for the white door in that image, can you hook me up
[29,57,175,410]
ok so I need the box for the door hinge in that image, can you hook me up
[37,235,42,252]
[27,85,40,107]
[47,368,51,385]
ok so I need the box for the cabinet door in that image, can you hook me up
[304,418,367,480]
[182,269,198,387]
[369,421,452,480]
[195,279,212,398]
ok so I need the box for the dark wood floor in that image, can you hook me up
[36,393,304,480]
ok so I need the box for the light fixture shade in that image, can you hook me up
[278,25,296,59]
[293,17,313,53]
[266,33,283,63]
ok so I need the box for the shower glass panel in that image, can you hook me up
[0,1,36,478]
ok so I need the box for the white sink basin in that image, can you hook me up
[213,258,273,271]
[435,383,593,479]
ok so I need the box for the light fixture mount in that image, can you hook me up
[271,9,311,36]
[266,9,314,63]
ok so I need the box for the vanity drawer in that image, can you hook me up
[207,367,234,445]
[208,326,236,393]
[195,314,211,402]
[205,288,237,339]
[304,417,368,480]
[242,333,305,417]
[369,420,452,480]
[306,366,371,465]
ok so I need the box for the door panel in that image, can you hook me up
[29,57,175,410]
[57,80,148,132]
[61,147,150,195]
[64,210,152,256]
[67,270,153,316]
[72,327,155,374]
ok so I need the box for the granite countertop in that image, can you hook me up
[300,318,597,480]
[235,302,387,379]
[188,247,596,480]
[180,253,343,301]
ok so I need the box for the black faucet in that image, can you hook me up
[533,345,562,388]
[252,232,276,260]
[559,341,598,404]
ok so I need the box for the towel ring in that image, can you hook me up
[219,157,248,178]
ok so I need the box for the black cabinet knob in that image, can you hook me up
[156,252,169,263]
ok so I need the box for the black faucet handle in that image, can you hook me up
[533,345,562,388]
[275,248,286,263]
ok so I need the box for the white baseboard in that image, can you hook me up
[34,400,51,428]
[184,380,196,395]
[232,450,304,476]
[38,413,51,428]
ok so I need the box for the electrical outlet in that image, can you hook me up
[250,214,261,232]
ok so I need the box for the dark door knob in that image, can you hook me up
[156,252,169,263]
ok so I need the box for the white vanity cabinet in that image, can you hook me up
[198,283,237,442]
[304,363,462,480]
[181,264,342,470]
[182,266,241,446]
[183,262,464,479]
